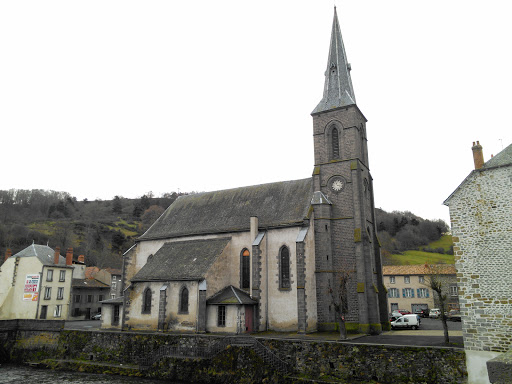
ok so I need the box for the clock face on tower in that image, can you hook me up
[332,179,344,191]
[328,176,346,193]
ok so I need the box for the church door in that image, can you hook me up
[245,306,253,332]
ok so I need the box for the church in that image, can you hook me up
[118,8,388,335]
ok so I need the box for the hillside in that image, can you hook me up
[0,189,187,268]
[383,235,454,265]
[375,208,453,266]
[0,189,452,269]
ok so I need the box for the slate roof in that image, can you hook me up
[131,238,231,282]
[101,297,123,304]
[103,267,122,276]
[72,279,110,288]
[207,285,257,305]
[12,244,67,266]
[139,178,312,241]
[482,142,512,169]
[444,142,512,205]
[383,265,456,276]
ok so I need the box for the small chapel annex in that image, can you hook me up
[116,8,388,335]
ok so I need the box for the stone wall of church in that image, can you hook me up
[304,218,318,331]
[448,166,512,353]
[124,280,199,332]
[258,226,301,331]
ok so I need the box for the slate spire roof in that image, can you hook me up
[312,7,356,115]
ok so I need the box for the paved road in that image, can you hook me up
[351,317,463,348]
[64,317,464,348]
[65,320,102,330]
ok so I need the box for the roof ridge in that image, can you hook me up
[230,285,242,304]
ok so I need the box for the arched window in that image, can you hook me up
[241,249,250,289]
[142,287,152,314]
[332,127,340,159]
[279,246,290,289]
[179,286,189,313]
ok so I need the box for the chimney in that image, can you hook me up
[4,249,12,262]
[472,141,484,170]
[66,247,73,266]
[54,246,60,265]
[250,216,259,241]
[78,255,85,263]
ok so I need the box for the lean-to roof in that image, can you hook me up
[131,238,231,282]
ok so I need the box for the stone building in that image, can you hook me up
[444,141,512,383]
[383,264,458,314]
[96,267,122,299]
[121,8,388,335]
[70,278,110,320]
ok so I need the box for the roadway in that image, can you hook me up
[64,317,464,348]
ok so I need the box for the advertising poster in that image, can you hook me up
[23,274,40,301]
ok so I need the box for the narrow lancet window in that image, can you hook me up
[143,287,152,314]
[332,128,340,159]
[241,249,250,289]
[180,286,189,313]
[280,246,290,289]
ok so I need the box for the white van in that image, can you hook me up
[390,314,420,330]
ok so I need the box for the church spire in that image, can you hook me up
[312,7,356,115]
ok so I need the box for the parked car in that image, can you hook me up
[414,309,430,318]
[447,310,461,322]
[429,308,441,318]
[92,313,102,320]
[390,314,420,330]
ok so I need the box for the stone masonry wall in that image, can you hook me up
[448,166,512,353]
[0,324,467,383]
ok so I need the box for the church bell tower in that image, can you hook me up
[311,7,388,334]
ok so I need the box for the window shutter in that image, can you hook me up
[417,288,420,297]
[426,289,429,298]
[411,289,414,298]
[402,289,405,298]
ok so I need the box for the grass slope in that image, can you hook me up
[386,235,455,265]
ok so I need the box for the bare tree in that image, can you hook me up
[423,264,450,344]
[328,269,353,340]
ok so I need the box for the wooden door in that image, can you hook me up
[245,306,253,333]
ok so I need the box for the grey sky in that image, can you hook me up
[1,1,511,224]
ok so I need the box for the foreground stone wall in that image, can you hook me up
[0,322,466,383]
[448,166,512,353]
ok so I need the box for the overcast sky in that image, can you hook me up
[1,1,511,224]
